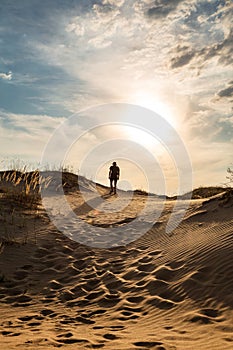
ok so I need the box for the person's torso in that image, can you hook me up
[110,166,119,177]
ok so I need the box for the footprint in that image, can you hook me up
[137,245,149,251]
[122,306,142,313]
[201,308,220,318]
[122,270,147,281]
[89,309,106,317]
[155,267,178,281]
[91,344,105,348]
[57,332,73,338]
[59,290,75,302]
[121,311,132,316]
[9,332,21,337]
[103,333,119,340]
[224,337,233,343]
[18,315,35,322]
[105,279,124,290]
[34,316,44,320]
[56,338,89,344]
[148,250,162,257]
[98,296,120,308]
[49,280,62,290]
[27,322,41,327]
[70,285,86,297]
[146,280,168,296]
[168,261,184,269]
[2,331,13,336]
[135,280,148,287]
[126,296,144,303]
[187,308,222,325]
[138,256,153,264]
[76,316,95,325]
[85,290,104,301]
[133,341,163,347]
[138,263,155,273]
[40,309,55,316]
[110,325,125,330]
[15,295,32,303]
[125,248,141,257]
[188,314,212,324]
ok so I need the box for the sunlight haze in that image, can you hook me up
[0,0,232,194]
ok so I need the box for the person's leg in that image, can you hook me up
[113,178,117,194]
[110,179,113,193]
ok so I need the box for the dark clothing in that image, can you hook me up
[109,165,120,180]
[110,178,117,194]
[109,164,120,194]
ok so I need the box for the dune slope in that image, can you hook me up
[0,180,233,349]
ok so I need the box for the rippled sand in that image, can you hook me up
[0,184,233,349]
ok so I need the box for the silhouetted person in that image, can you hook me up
[109,161,120,194]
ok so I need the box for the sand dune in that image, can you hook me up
[0,173,233,349]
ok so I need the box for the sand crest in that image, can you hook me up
[0,173,233,349]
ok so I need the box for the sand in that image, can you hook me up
[0,175,233,350]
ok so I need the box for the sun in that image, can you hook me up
[123,90,179,155]
[123,125,160,152]
[130,90,177,127]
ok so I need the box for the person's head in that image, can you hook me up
[113,161,116,166]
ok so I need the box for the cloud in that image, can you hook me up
[166,1,233,71]
[0,0,232,189]
[102,0,125,6]
[0,110,68,168]
[170,46,196,68]
[217,81,233,99]
[187,103,233,145]
[146,0,183,18]
[200,28,233,66]
[0,110,65,141]
[64,2,128,50]
[25,0,231,142]
[0,71,12,80]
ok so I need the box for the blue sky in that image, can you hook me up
[0,0,232,194]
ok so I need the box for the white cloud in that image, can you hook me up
[17,0,231,189]
[66,22,85,36]
[0,111,66,164]
[102,0,125,6]
[0,71,12,80]
[28,1,230,140]
[0,111,65,134]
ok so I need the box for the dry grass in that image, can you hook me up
[0,170,46,246]
[0,168,81,247]
[191,186,232,199]
[0,170,41,209]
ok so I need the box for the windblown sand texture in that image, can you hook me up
[0,172,233,349]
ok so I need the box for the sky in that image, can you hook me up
[0,0,232,195]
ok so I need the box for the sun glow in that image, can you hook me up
[123,125,160,153]
[130,91,177,127]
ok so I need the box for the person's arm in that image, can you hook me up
[117,167,120,179]
[109,167,112,179]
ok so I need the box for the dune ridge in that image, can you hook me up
[0,171,233,349]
